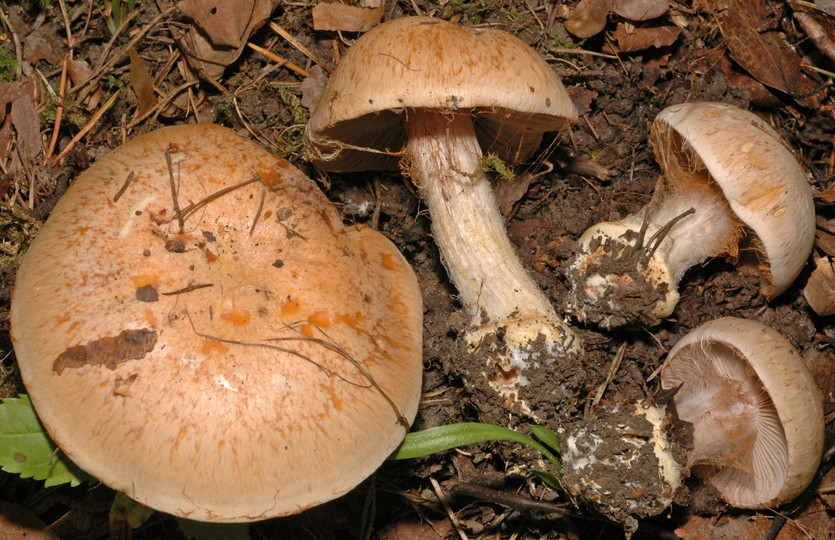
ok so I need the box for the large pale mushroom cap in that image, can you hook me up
[650,102,815,299]
[10,124,423,522]
[305,16,578,172]
[660,317,824,508]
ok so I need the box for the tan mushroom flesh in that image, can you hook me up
[567,102,814,328]
[660,317,824,508]
[305,16,580,402]
[10,124,423,522]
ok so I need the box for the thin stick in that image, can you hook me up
[161,283,213,295]
[127,80,199,128]
[44,57,69,165]
[246,42,312,78]
[269,21,333,74]
[249,185,265,235]
[0,5,23,80]
[430,478,469,540]
[586,343,626,420]
[113,171,135,202]
[57,0,75,50]
[50,91,120,167]
[164,148,185,232]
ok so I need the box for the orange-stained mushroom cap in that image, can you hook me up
[10,124,423,522]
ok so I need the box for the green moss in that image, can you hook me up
[480,153,515,181]
[273,85,308,158]
[0,45,19,82]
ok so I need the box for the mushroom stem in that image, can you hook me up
[640,179,740,285]
[405,111,555,325]
[569,178,741,326]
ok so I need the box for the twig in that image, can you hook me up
[430,478,468,540]
[0,4,23,80]
[127,80,199,128]
[57,0,75,50]
[160,283,213,295]
[249,185,265,235]
[449,483,574,516]
[51,91,121,167]
[72,6,176,97]
[549,46,618,59]
[164,148,185,232]
[269,21,332,73]
[586,343,626,420]
[44,57,69,165]
[246,42,312,78]
[113,171,135,202]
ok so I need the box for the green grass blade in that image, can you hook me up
[529,425,561,453]
[390,422,560,471]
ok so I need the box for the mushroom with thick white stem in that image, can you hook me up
[304,16,581,405]
[660,317,824,508]
[566,102,815,329]
[11,124,423,522]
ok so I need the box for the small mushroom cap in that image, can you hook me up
[305,16,578,172]
[660,317,824,508]
[11,125,423,522]
[650,102,814,299]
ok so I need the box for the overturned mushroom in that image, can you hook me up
[11,125,423,522]
[660,317,824,508]
[567,102,814,328]
[305,16,580,406]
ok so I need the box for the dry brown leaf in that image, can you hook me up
[9,80,43,164]
[567,85,598,117]
[804,257,835,315]
[128,50,157,118]
[611,0,669,21]
[495,171,536,221]
[176,0,279,80]
[720,0,822,107]
[815,228,835,256]
[311,2,385,33]
[565,0,612,38]
[67,59,102,110]
[566,0,669,38]
[23,24,62,65]
[299,65,328,113]
[610,23,680,52]
[178,0,254,48]
[378,518,454,540]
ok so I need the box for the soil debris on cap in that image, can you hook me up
[52,329,157,375]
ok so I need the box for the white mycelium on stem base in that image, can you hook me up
[406,111,580,394]
[567,102,814,329]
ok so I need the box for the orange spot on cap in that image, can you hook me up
[202,339,230,355]
[143,309,158,327]
[281,299,301,318]
[131,274,159,288]
[300,324,315,338]
[380,252,400,271]
[221,309,251,326]
[307,311,331,328]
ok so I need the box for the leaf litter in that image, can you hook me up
[0,0,833,538]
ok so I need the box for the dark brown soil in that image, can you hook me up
[1,0,833,539]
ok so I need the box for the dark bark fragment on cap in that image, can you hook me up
[52,328,157,375]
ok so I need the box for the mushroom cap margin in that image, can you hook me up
[659,317,824,508]
[304,16,578,172]
[650,102,814,299]
[10,124,423,522]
